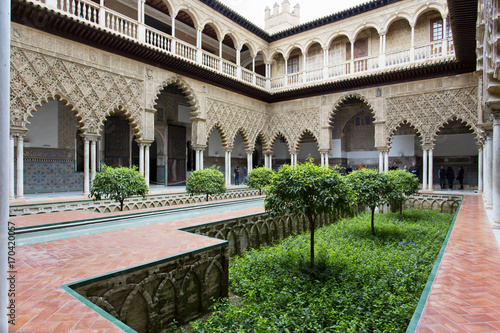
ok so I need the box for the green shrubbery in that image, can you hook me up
[89,164,148,211]
[245,167,276,195]
[181,210,452,333]
[186,166,226,201]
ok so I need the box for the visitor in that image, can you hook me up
[242,166,247,185]
[403,165,408,171]
[446,166,455,190]
[234,166,240,185]
[346,165,353,174]
[438,166,446,189]
[389,161,398,170]
[409,162,419,178]
[457,166,465,190]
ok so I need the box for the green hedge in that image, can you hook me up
[179,209,452,333]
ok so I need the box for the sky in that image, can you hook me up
[218,0,370,28]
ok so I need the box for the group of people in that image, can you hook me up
[438,166,465,190]
[233,166,247,185]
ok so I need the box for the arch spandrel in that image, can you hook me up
[151,76,200,118]
[10,46,145,137]
[329,92,377,124]
[387,120,423,147]
[385,86,478,147]
[204,98,267,151]
[295,129,320,151]
[430,116,484,146]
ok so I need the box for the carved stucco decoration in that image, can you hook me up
[205,98,269,150]
[267,107,321,151]
[329,92,377,125]
[10,47,145,137]
[152,76,200,118]
[385,87,480,146]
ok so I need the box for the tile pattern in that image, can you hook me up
[416,194,500,333]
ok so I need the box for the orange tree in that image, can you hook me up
[265,160,354,272]
[346,168,393,235]
[90,164,148,211]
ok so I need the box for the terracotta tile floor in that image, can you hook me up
[10,204,264,332]
[9,194,500,332]
[416,194,500,333]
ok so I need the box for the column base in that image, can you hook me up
[83,192,90,197]
[9,196,16,200]
[492,221,500,229]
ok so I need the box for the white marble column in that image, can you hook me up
[378,150,383,172]
[225,149,232,186]
[484,133,493,207]
[200,149,204,170]
[422,148,428,190]
[247,152,253,173]
[383,151,389,172]
[9,135,15,199]
[478,147,483,193]
[83,137,90,196]
[321,152,329,167]
[145,144,150,187]
[15,135,25,199]
[90,139,96,182]
[428,148,434,191]
[492,118,500,224]
[138,143,145,176]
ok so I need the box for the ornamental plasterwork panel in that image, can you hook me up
[10,47,145,137]
[268,108,321,150]
[205,98,268,150]
[385,86,479,146]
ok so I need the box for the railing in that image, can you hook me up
[329,62,350,78]
[222,60,237,77]
[271,76,285,89]
[33,0,457,93]
[145,26,172,53]
[58,0,99,24]
[354,55,379,72]
[287,72,302,86]
[105,10,138,39]
[175,39,197,62]
[241,67,255,85]
[306,68,324,82]
[201,50,220,71]
[256,75,266,89]
[386,49,411,66]
[414,40,444,61]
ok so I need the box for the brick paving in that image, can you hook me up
[9,194,500,332]
[416,194,500,333]
[11,204,264,332]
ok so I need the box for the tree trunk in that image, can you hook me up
[308,214,316,271]
[371,208,375,235]
[120,199,124,211]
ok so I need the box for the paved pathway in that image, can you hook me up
[416,194,500,333]
[11,203,264,332]
[9,194,500,332]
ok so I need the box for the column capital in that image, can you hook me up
[245,148,254,155]
[11,129,27,137]
[223,146,233,153]
[422,144,435,150]
[289,149,298,155]
[319,149,330,154]
[377,147,390,153]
